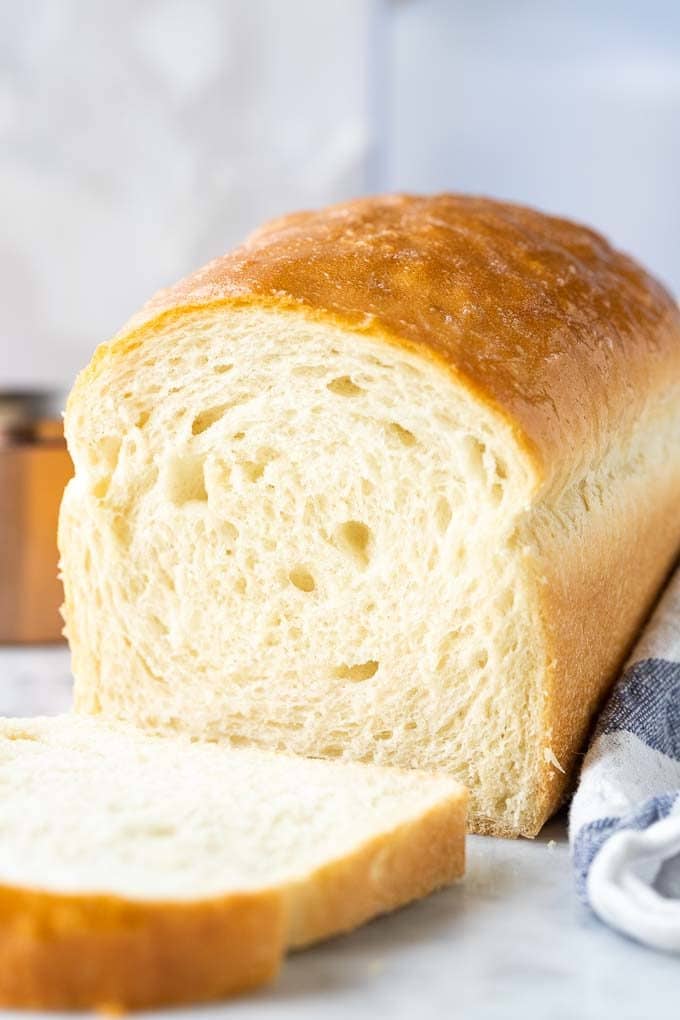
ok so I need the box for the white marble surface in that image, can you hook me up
[0,646,73,717]
[0,646,677,1019]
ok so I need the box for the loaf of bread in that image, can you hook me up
[0,715,465,1009]
[60,194,680,837]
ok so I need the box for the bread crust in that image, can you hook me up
[526,461,680,836]
[78,193,680,491]
[0,885,284,1010]
[287,786,467,947]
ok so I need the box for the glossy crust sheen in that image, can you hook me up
[0,786,466,1008]
[108,193,680,486]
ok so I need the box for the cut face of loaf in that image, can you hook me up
[0,715,465,1009]
[60,195,680,837]
[62,311,541,831]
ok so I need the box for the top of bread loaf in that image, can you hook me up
[86,194,680,486]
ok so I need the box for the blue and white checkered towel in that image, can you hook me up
[569,564,680,952]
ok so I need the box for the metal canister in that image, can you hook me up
[0,392,72,643]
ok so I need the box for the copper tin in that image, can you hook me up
[0,392,72,643]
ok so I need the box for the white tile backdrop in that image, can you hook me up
[386,0,680,296]
[0,0,376,387]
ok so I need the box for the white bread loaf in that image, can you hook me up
[0,715,465,1009]
[60,194,680,837]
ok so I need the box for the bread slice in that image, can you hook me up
[0,715,465,1010]
[59,194,680,837]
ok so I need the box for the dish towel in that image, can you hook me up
[570,564,680,952]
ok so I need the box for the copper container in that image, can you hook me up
[0,392,73,643]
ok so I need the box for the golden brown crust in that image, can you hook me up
[104,193,680,485]
[0,886,284,1010]
[526,459,680,836]
[287,787,467,947]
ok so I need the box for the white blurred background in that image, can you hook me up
[1,0,679,387]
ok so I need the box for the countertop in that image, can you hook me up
[0,646,677,1020]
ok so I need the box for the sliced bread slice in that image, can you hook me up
[0,715,466,1010]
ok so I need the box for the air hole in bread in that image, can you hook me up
[334,520,372,567]
[326,376,364,397]
[387,422,417,446]
[89,435,121,481]
[111,515,131,549]
[464,435,487,482]
[149,614,169,638]
[435,496,452,533]
[454,545,467,566]
[166,454,208,504]
[242,460,265,482]
[92,477,111,500]
[375,729,393,741]
[436,627,472,671]
[333,660,379,682]
[191,404,230,436]
[465,437,508,499]
[214,363,233,374]
[158,566,176,593]
[288,567,315,593]
[135,409,150,429]
[241,448,278,483]
[222,522,239,545]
